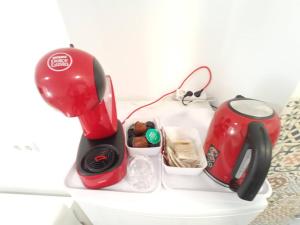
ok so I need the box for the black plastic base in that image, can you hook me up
[76,120,125,176]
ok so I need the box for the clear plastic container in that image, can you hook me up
[126,155,157,192]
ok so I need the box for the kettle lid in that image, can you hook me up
[229,97,274,119]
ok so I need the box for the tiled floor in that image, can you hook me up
[251,99,300,225]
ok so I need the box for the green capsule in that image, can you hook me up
[145,128,161,145]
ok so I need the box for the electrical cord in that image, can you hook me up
[209,102,218,111]
[122,66,212,124]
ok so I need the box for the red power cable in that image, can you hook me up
[122,66,212,124]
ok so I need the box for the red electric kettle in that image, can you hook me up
[204,95,280,201]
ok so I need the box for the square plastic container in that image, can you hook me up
[162,126,207,176]
[124,117,162,157]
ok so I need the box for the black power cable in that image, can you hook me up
[182,91,193,106]
[181,89,205,106]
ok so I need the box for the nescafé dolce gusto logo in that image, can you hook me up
[47,53,73,72]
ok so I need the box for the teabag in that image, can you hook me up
[166,137,200,168]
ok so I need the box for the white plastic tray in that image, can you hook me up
[65,155,161,193]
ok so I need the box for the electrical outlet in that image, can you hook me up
[174,89,208,101]
[174,89,187,100]
[12,143,40,152]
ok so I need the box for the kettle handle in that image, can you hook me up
[229,122,272,201]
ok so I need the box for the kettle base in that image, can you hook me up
[204,169,229,188]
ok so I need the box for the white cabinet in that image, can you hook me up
[0,194,75,225]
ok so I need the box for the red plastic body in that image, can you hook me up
[35,48,100,117]
[204,101,280,185]
[79,76,118,139]
[35,48,117,139]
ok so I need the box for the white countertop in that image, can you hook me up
[0,99,272,225]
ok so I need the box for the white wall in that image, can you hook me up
[0,0,84,197]
[0,1,81,159]
[1,0,299,136]
[57,0,300,110]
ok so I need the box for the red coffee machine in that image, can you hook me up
[204,96,280,201]
[35,47,127,189]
